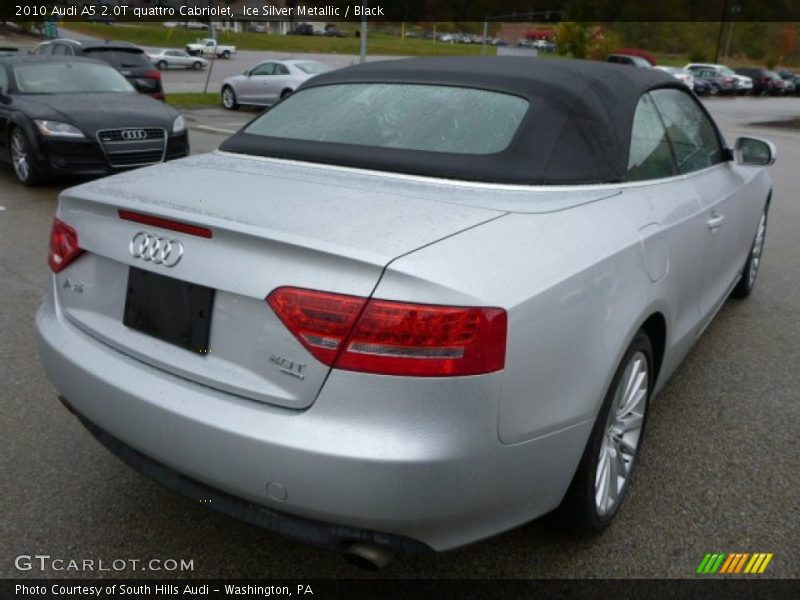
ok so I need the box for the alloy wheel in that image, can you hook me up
[595,351,648,517]
[222,88,235,109]
[748,212,767,287]
[10,130,30,182]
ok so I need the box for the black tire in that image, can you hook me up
[222,50,231,59]
[221,86,239,110]
[156,60,168,71]
[559,330,653,535]
[192,61,203,70]
[710,84,721,96]
[8,127,44,186]
[280,88,293,99]
[731,207,768,299]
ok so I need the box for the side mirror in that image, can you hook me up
[735,137,776,166]
[244,69,251,76]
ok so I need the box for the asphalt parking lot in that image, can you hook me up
[0,97,798,579]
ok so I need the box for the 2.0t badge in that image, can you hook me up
[129,232,184,267]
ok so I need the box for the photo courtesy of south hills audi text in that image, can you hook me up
[14,584,315,597]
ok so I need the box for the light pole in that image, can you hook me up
[359,3,368,63]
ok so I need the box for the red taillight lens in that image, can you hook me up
[119,210,212,238]
[145,69,162,80]
[724,77,735,83]
[267,287,367,366]
[267,287,507,377]
[48,218,83,273]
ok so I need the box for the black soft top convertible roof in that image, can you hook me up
[221,56,684,185]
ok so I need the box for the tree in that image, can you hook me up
[777,24,799,59]
[554,22,590,58]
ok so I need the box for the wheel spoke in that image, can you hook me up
[616,412,644,434]
[595,350,649,516]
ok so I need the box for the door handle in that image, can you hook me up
[707,213,726,230]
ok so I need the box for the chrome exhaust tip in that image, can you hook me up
[342,543,395,571]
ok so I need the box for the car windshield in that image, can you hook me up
[293,61,330,75]
[244,83,529,155]
[13,61,134,94]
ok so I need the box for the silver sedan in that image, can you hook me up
[147,49,208,70]
[36,57,775,568]
[220,59,331,109]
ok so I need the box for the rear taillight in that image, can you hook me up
[145,69,161,80]
[724,76,735,83]
[267,287,507,377]
[48,218,83,273]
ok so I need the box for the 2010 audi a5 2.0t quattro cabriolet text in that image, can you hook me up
[36,57,775,567]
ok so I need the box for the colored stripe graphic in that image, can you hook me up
[698,552,772,574]
[710,553,726,573]
[734,553,750,573]
[697,554,712,574]
[719,554,736,574]
[758,554,773,573]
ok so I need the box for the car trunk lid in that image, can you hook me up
[52,153,505,409]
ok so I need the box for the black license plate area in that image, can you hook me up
[123,267,214,354]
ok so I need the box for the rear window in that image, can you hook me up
[244,83,528,155]
[82,48,151,69]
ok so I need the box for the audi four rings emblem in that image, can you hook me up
[130,232,184,267]
[121,129,147,140]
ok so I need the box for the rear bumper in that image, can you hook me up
[36,281,591,551]
[65,398,432,555]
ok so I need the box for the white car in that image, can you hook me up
[221,59,332,109]
[148,49,208,70]
[655,66,695,89]
[186,38,236,59]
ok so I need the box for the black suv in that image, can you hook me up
[30,39,164,100]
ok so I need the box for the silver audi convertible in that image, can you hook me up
[36,57,774,567]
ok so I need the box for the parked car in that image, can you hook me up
[221,59,332,110]
[734,67,778,96]
[30,39,164,100]
[692,77,712,96]
[533,39,557,52]
[765,71,792,95]
[685,66,737,95]
[148,49,207,71]
[655,66,694,88]
[185,38,236,59]
[324,25,347,38]
[778,71,800,95]
[287,23,315,36]
[685,63,751,95]
[0,56,188,185]
[607,54,652,68]
[35,57,775,567]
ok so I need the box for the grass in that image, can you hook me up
[165,92,220,107]
[66,23,495,56]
